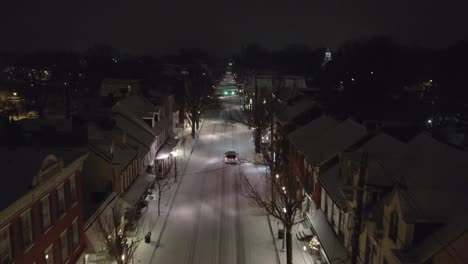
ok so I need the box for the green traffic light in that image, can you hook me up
[231,91,235,95]
[224,91,227,95]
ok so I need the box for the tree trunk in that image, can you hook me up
[191,125,196,139]
[286,225,293,264]
[254,129,261,153]
[157,190,162,216]
[196,119,199,130]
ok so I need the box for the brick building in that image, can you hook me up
[0,147,88,264]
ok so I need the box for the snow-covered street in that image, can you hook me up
[143,96,278,264]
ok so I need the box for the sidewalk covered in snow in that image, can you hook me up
[155,135,179,160]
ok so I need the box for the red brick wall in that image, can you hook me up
[5,170,86,264]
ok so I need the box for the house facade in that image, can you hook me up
[358,134,468,264]
[287,116,368,263]
[81,126,140,219]
[0,148,88,264]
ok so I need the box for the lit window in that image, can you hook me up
[0,226,12,263]
[41,196,51,231]
[45,244,54,264]
[69,175,76,204]
[72,218,80,249]
[20,210,33,249]
[57,184,66,216]
[60,230,69,263]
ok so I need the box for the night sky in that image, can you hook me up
[1,0,467,55]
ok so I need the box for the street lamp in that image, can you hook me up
[170,150,178,182]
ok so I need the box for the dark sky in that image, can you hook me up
[1,0,467,56]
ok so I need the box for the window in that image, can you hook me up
[69,175,76,204]
[72,218,79,250]
[20,210,33,249]
[45,244,54,264]
[57,184,66,216]
[41,196,51,231]
[60,230,68,263]
[389,210,399,242]
[0,226,12,264]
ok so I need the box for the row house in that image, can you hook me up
[291,122,468,264]
[0,147,88,264]
[287,116,368,263]
[112,95,163,174]
[318,133,407,263]
[81,126,140,219]
[358,134,468,264]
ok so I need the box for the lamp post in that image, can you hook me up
[170,150,178,182]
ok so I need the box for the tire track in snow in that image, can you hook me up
[232,122,245,264]
[185,122,216,264]
[217,119,227,264]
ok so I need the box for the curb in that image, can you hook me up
[150,118,206,260]
[267,214,282,264]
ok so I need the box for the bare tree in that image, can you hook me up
[184,67,213,138]
[153,162,175,216]
[230,92,278,153]
[240,126,303,264]
[95,201,144,264]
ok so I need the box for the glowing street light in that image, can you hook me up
[276,174,279,179]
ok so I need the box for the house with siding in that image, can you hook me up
[311,132,407,263]
[81,126,140,220]
[359,134,468,264]
[288,116,368,263]
[0,147,88,264]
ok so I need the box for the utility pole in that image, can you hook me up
[351,152,367,264]
[174,156,178,182]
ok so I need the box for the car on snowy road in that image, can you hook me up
[224,151,238,164]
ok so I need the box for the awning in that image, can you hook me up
[307,210,350,263]
[155,135,180,160]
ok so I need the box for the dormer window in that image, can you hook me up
[389,210,399,242]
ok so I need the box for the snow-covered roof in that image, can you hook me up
[381,134,468,262]
[0,147,87,211]
[87,128,139,173]
[345,133,407,187]
[288,116,339,148]
[113,95,160,119]
[320,134,406,211]
[113,114,155,149]
[391,189,468,263]
[289,117,367,165]
[398,133,468,192]
[277,96,316,122]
